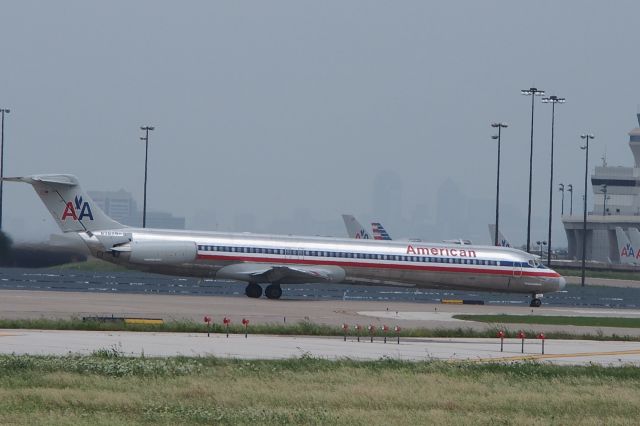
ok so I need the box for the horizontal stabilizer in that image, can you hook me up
[2,174,78,186]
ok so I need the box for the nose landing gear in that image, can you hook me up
[530,294,542,308]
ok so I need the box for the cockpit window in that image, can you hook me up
[528,259,545,268]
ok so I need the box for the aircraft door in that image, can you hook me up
[512,261,523,277]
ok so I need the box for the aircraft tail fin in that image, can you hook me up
[614,227,636,264]
[622,227,640,264]
[341,214,371,239]
[371,222,392,240]
[488,224,511,247]
[3,174,125,233]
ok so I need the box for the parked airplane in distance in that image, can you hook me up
[371,222,392,240]
[6,175,565,306]
[489,224,511,247]
[341,214,371,239]
[342,215,394,240]
[617,227,640,265]
[344,215,470,245]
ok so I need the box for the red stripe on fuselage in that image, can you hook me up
[195,253,561,278]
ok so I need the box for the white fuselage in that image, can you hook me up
[82,228,565,294]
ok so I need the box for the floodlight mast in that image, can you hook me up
[580,133,595,287]
[521,87,545,253]
[0,108,10,231]
[541,95,565,265]
[491,122,508,247]
[140,126,155,228]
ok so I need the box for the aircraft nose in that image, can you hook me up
[558,276,566,290]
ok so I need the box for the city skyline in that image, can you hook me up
[2,2,640,248]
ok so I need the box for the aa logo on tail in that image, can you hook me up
[620,243,640,259]
[61,195,94,221]
[355,230,371,239]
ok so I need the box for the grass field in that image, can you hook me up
[2,317,639,341]
[453,314,640,328]
[0,354,639,425]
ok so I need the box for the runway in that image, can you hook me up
[1,328,639,366]
[3,267,640,308]
[3,289,640,337]
[3,289,640,365]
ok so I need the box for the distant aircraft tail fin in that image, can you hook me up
[341,214,371,239]
[371,222,392,240]
[488,224,511,247]
[3,174,125,233]
[621,227,640,264]
[614,227,637,264]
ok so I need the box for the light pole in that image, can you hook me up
[568,184,573,215]
[541,95,565,265]
[0,108,10,231]
[522,87,545,253]
[140,126,155,228]
[580,134,595,287]
[600,184,609,216]
[536,240,547,258]
[491,122,508,247]
[559,183,565,215]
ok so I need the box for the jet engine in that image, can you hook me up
[118,240,197,265]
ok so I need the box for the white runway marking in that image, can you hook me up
[357,311,469,322]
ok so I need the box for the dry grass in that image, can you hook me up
[0,356,639,425]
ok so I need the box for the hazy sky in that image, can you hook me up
[2,1,640,245]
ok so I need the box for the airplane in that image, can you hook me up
[488,224,511,247]
[341,214,371,239]
[342,215,394,241]
[5,174,565,307]
[622,227,640,265]
[344,215,470,245]
[371,222,392,240]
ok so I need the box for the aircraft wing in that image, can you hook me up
[216,263,346,284]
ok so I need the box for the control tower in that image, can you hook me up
[562,114,640,263]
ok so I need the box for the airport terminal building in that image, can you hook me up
[562,114,640,263]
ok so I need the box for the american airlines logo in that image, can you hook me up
[620,243,640,259]
[355,230,370,239]
[500,239,510,247]
[61,195,94,221]
[406,244,477,258]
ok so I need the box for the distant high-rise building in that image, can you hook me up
[88,189,137,224]
[435,178,467,240]
[372,170,403,228]
[87,189,185,229]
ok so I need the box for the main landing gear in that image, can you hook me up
[245,283,263,298]
[530,294,542,308]
[265,284,282,300]
[244,283,282,300]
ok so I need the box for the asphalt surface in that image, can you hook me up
[2,267,640,364]
[2,267,640,308]
[2,290,640,337]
